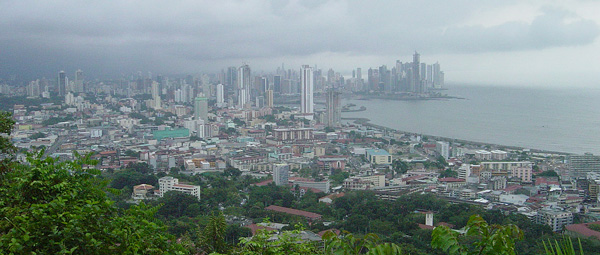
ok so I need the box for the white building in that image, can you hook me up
[216,83,225,107]
[458,164,471,180]
[237,64,251,109]
[475,150,492,161]
[436,141,449,160]
[491,150,508,160]
[537,210,574,232]
[158,176,201,200]
[300,65,313,114]
[273,163,290,186]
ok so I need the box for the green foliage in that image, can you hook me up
[198,211,228,253]
[29,132,47,140]
[431,214,523,255]
[110,169,158,189]
[123,149,139,158]
[322,230,403,255]
[439,169,458,178]
[237,226,321,254]
[542,236,584,255]
[537,170,559,177]
[0,111,16,176]
[157,191,203,218]
[42,116,75,126]
[588,223,600,232]
[0,151,185,254]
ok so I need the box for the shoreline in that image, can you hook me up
[341,117,573,156]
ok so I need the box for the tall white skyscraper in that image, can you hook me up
[300,65,313,113]
[273,163,290,186]
[216,83,224,107]
[237,64,251,109]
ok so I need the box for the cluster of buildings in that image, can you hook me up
[6,58,600,238]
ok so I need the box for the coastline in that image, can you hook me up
[342,117,573,156]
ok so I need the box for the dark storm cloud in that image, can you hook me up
[0,0,598,79]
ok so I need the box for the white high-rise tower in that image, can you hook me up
[237,64,251,109]
[216,83,225,107]
[300,65,313,114]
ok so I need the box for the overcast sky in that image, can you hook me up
[1,0,599,87]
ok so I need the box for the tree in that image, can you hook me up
[537,170,559,177]
[29,132,47,140]
[0,151,186,254]
[157,191,202,218]
[0,111,16,176]
[431,214,523,255]
[198,211,227,254]
[439,169,458,178]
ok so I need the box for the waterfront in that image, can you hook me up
[342,85,600,155]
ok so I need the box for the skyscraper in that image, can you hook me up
[265,89,273,108]
[273,75,282,93]
[300,65,314,114]
[216,84,225,107]
[151,81,161,109]
[75,69,84,93]
[325,89,342,127]
[412,51,421,93]
[273,163,290,186]
[194,96,208,121]
[237,64,251,109]
[433,62,443,89]
[57,71,66,96]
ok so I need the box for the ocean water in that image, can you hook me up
[342,85,600,155]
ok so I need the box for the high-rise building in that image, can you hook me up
[226,67,237,88]
[265,89,274,108]
[436,141,450,160]
[273,163,290,186]
[57,71,66,96]
[273,75,282,93]
[300,65,314,114]
[237,64,251,109]
[216,84,225,107]
[27,80,40,97]
[426,64,433,88]
[412,51,421,93]
[325,89,342,127]
[433,62,442,89]
[75,69,84,93]
[151,81,161,109]
[194,96,208,121]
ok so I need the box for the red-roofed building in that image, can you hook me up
[565,221,600,242]
[265,205,322,221]
[438,177,466,189]
[318,193,345,204]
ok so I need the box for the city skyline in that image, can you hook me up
[1,1,599,87]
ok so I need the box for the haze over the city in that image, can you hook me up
[1,0,599,87]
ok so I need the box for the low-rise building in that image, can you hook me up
[365,149,392,165]
[158,176,201,200]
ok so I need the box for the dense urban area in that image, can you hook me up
[2,55,600,254]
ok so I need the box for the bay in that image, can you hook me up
[342,85,600,155]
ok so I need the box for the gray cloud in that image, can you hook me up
[0,0,598,80]
[439,7,600,52]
